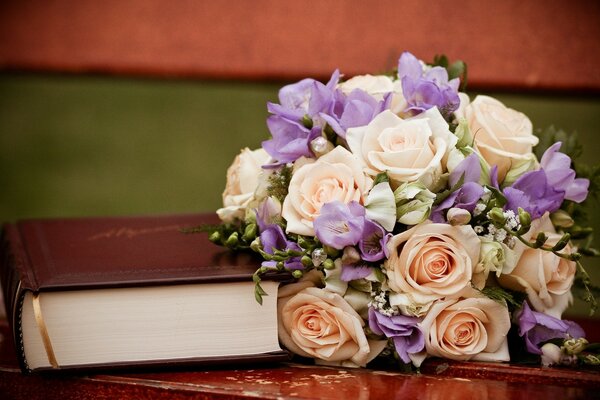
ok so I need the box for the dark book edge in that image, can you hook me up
[31,351,291,374]
[0,223,31,373]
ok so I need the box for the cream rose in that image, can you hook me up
[339,74,406,113]
[217,147,271,223]
[498,214,576,318]
[464,95,538,183]
[278,287,373,367]
[346,108,456,190]
[420,295,511,362]
[385,222,480,310]
[282,146,372,236]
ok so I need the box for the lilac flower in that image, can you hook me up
[262,116,321,165]
[368,308,424,363]
[259,223,303,270]
[267,70,339,122]
[314,201,366,250]
[540,142,589,203]
[358,219,391,262]
[397,52,460,119]
[503,169,564,219]
[320,89,391,138]
[431,154,484,222]
[340,264,373,281]
[517,301,585,355]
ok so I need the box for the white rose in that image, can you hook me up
[217,147,271,223]
[339,74,406,113]
[278,287,380,367]
[498,214,576,318]
[282,146,372,236]
[473,237,517,288]
[420,295,511,362]
[385,222,480,308]
[465,95,539,183]
[347,108,456,190]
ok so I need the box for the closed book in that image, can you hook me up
[0,213,288,373]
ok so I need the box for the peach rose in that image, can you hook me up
[385,222,480,311]
[464,95,538,183]
[346,108,456,190]
[420,295,511,362]
[217,147,271,223]
[498,214,576,318]
[278,287,373,367]
[282,146,372,236]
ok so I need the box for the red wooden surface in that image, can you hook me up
[0,1,599,92]
[0,321,599,399]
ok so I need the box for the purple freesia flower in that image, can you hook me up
[314,201,366,250]
[368,308,424,363]
[517,301,585,355]
[503,169,564,219]
[397,52,460,119]
[259,223,303,270]
[540,142,589,203]
[504,143,589,218]
[358,219,391,262]
[320,89,391,138]
[431,154,484,222]
[267,70,339,122]
[262,116,321,165]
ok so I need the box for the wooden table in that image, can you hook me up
[1,321,598,399]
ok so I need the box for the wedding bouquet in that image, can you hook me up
[206,52,599,369]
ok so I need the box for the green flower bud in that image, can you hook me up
[550,210,574,229]
[517,208,531,234]
[301,255,313,267]
[208,231,221,244]
[250,237,261,252]
[562,337,588,355]
[225,231,239,247]
[301,114,313,129]
[534,232,547,248]
[292,270,304,279]
[243,223,258,242]
[323,245,340,258]
[583,354,600,366]
[322,259,335,270]
[394,182,436,225]
[488,207,506,226]
[552,233,571,252]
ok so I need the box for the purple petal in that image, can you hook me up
[358,220,389,262]
[340,265,373,281]
[397,52,423,80]
[314,201,365,249]
[450,153,481,187]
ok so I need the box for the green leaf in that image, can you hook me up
[485,185,508,208]
[478,286,521,308]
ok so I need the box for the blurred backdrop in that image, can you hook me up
[1,1,599,316]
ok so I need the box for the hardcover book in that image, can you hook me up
[0,213,288,373]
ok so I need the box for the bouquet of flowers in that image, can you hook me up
[206,52,600,369]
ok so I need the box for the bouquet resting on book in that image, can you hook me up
[207,52,599,369]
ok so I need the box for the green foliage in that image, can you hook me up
[534,126,583,161]
[267,165,293,203]
[477,286,523,309]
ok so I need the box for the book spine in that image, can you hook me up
[0,224,33,373]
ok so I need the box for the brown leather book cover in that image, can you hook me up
[0,213,289,373]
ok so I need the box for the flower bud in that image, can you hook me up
[292,270,304,279]
[562,337,588,355]
[301,255,313,267]
[301,114,313,129]
[477,237,517,278]
[250,237,261,252]
[552,233,571,252]
[447,207,471,226]
[342,246,361,265]
[322,259,335,270]
[503,154,537,187]
[209,231,221,244]
[540,343,562,367]
[394,182,436,225]
[517,208,531,234]
[488,207,506,226]
[550,210,575,229]
[243,223,258,242]
[535,232,547,248]
[225,231,239,247]
[583,354,600,366]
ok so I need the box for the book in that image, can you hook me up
[0,213,288,373]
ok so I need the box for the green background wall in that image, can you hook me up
[1,74,599,316]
